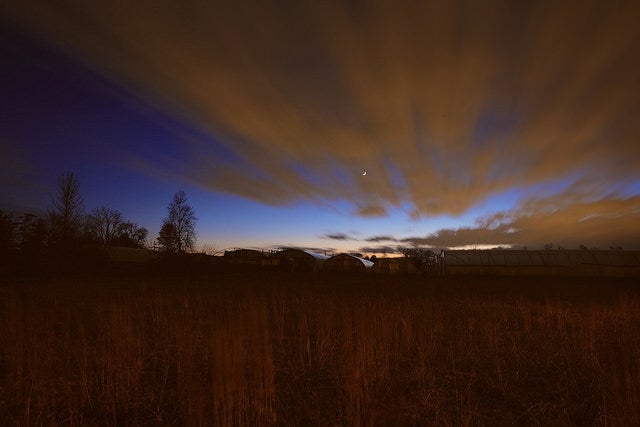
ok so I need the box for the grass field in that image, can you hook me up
[1,274,639,425]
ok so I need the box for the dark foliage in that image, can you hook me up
[157,222,179,253]
[2,172,150,277]
[113,221,148,248]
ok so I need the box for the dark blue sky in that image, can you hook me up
[2,1,640,253]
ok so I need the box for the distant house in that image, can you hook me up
[323,253,374,273]
[270,248,329,273]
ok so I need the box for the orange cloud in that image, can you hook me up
[401,192,640,249]
[3,1,639,237]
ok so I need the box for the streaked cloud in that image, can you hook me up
[401,191,640,249]
[357,246,400,256]
[355,205,388,218]
[365,235,398,243]
[3,1,639,247]
[323,233,351,241]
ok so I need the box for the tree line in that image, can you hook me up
[0,172,197,275]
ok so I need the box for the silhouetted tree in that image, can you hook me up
[201,243,220,256]
[159,190,197,253]
[85,207,123,245]
[85,207,148,248]
[114,221,148,248]
[399,247,435,263]
[399,247,437,271]
[49,172,84,247]
[157,222,179,253]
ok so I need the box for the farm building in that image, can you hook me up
[371,257,420,274]
[269,248,329,272]
[223,248,266,266]
[323,253,374,273]
[445,249,640,277]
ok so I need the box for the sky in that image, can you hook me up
[1,1,640,254]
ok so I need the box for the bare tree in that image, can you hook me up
[85,207,123,245]
[85,207,148,248]
[115,221,148,248]
[399,247,435,263]
[158,190,197,252]
[49,172,84,245]
[201,243,220,256]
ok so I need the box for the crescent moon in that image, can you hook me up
[362,171,367,176]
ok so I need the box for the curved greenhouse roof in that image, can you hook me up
[323,253,374,273]
[445,250,640,266]
[443,249,640,277]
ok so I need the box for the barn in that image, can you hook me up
[269,248,329,272]
[445,249,640,277]
[323,253,374,273]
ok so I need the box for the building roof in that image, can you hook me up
[273,248,330,260]
[325,253,374,269]
[445,250,640,266]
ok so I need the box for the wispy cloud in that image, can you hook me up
[358,246,400,256]
[365,235,398,243]
[322,233,352,241]
[355,205,388,218]
[401,190,640,249]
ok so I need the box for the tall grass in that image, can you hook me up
[1,275,639,425]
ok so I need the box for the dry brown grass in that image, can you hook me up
[1,274,639,425]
